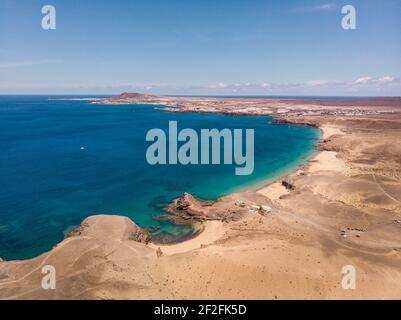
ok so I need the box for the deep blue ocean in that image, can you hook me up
[0,96,319,260]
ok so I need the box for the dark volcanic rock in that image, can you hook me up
[164,192,246,223]
[282,180,295,190]
[66,222,90,237]
[272,118,319,128]
[165,192,214,222]
[127,228,152,244]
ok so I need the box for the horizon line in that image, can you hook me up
[0,93,401,98]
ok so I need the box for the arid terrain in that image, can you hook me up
[1,95,401,299]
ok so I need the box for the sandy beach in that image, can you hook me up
[1,96,401,299]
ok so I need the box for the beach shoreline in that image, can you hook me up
[151,122,336,254]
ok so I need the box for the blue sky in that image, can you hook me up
[0,0,400,95]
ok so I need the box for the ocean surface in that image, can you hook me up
[0,96,320,260]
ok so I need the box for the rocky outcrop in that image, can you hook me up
[272,118,319,128]
[165,192,214,222]
[66,222,90,237]
[164,192,247,223]
[282,180,295,190]
[127,227,152,244]
[67,215,152,244]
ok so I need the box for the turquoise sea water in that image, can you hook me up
[0,96,319,260]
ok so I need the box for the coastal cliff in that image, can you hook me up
[67,215,152,244]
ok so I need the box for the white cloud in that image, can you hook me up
[310,3,337,11]
[305,79,340,86]
[378,76,395,83]
[0,59,61,68]
[203,76,400,93]
[208,82,229,89]
[2,75,400,94]
[353,75,400,86]
[353,76,373,85]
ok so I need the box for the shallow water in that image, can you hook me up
[0,96,319,260]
